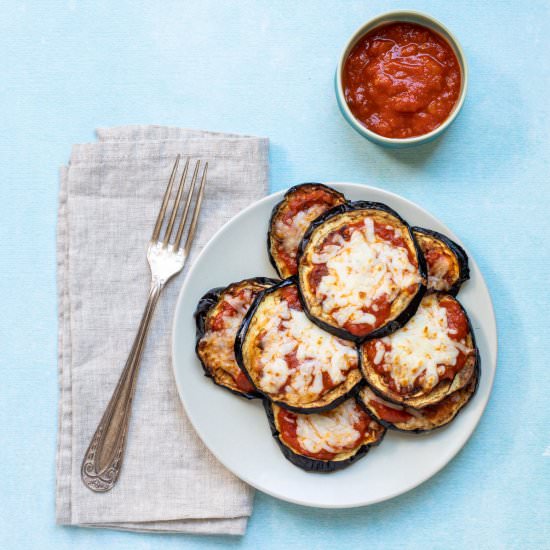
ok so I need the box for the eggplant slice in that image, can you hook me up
[195,277,279,398]
[298,201,427,343]
[268,183,346,278]
[358,365,479,433]
[264,398,385,472]
[413,227,469,296]
[235,279,362,413]
[360,293,479,409]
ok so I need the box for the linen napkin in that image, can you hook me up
[56,126,269,534]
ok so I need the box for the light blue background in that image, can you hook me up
[1,1,549,548]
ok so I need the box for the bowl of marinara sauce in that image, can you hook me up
[336,11,468,147]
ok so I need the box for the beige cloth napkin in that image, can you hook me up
[56,126,269,534]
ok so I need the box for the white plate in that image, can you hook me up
[171,183,497,509]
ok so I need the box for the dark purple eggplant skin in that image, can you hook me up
[296,200,428,344]
[194,277,279,400]
[267,183,347,278]
[262,399,385,473]
[234,278,362,413]
[412,226,470,296]
[359,292,481,412]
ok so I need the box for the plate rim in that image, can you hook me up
[171,182,498,509]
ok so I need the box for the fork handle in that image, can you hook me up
[81,281,163,492]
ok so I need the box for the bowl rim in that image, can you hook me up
[335,9,469,145]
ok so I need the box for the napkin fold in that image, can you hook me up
[56,126,269,534]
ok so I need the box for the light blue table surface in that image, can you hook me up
[1,1,549,548]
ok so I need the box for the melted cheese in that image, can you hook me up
[427,252,454,291]
[295,399,362,454]
[274,203,330,259]
[374,295,470,392]
[313,219,420,327]
[201,289,255,379]
[257,298,357,398]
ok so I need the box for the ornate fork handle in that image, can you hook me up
[81,281,163,492]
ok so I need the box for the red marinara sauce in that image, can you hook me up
[275,187,344,276]
[208,290,256,393]
[424,245,455,287]
[309,220,418,336]
[277,285,342,392]
[369,400,413,423]
[365,296,470,393]
[277,406,370,460]
[343,22,461,138]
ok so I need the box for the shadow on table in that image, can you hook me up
[378,135,445,167]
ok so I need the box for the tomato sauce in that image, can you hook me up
[277,406,369,461]
[278,355,333,395]
[280,285,302,311]
[319,219,415,264]
[321,370,334,389]
[278,286,346,392]
[309,263,329,288]
[277,409,337,460]
[284,350,299,370]
[366,298,470,394]
[207,288,258,392]
[210,300,236,331]
[282,188,341,225]
[366,340,386,365]
[374,222,409,252]
[440,297,468,341]
[235,370,255,393]
[274,247,296,277]
[369,400,413,423]
[276,187,343,276]
[309,219,417,335]
[210,288,253,332]
[343,22,461,138]
[438,297,469,380]
[343,295,392,335]
[424,246,454,286]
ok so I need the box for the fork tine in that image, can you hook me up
[152,155,180,242]
[181,162,208,256]
[162,158,190,247]
[173,160,201,250]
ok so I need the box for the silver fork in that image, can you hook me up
[81,155,208,492]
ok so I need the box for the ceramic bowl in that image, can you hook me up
[335,10,468,148]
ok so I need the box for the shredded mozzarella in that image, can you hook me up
[274,204,330,259]
[224,289,253,315]
[375,295,472,392]
[201,289,255,379]
[257,298,357,398]
[427,252,453,291]
[296,399,362,454]
[313,219,420,327]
